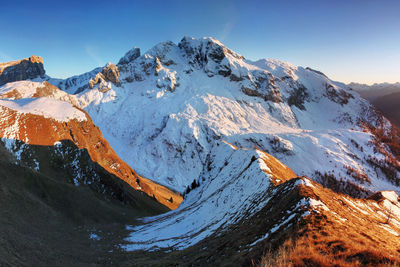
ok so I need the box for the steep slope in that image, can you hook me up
[372,92,400,127]
[257,182,400,266]
[0,80,182,209]
[51,37,400,197]
[350,81,400,128]
[121,144,297,251]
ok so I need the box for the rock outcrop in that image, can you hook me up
[118,47,140,65]
[88,63,120,92]
[0,56,45,86]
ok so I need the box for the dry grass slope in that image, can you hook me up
[257,180,400,267]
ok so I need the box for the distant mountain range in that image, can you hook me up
[1,37,400,265]
[350,82,400,127]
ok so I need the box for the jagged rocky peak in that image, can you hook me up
[178,36,244,76]
[102,62,120,84]
[0,55,45,86]
[118,47,141,65]
[88,62,120,92]
[178,36,244,63]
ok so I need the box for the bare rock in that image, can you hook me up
[101,63,120,84]
[0,56,45,86]
[88,63,120,92]
[118,47,140,65]
[241,72,283,103]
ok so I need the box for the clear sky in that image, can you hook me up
[1,0,399,84]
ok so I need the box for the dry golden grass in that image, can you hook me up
[255,147,297,184]
[258,237,400,267]
[256,179,400,267]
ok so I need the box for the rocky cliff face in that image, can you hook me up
[118,47,140,65]
[88,63,120,92]
[0,56,45,86]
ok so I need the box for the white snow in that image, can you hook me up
[382,195,400,221]
[0,98,86,122]
[378,224,399,236]
[309,199,330,211]
[0,80,78,104]
[46,37,400,194]
[53,141,62,146]
[300,178,315,189]
[0,81,41,98]
[342,198,370,215]
[381,191,400,203]
[121,148,276,251]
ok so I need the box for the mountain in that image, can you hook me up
[349,82,400,128]
[45,37,400,264]
[349,82,400,101]
[0,70,181,264]
[116,155,400,266]
[372,92,400,127]
[1,37,400,265]
[50,37,400,197]
[0,137,169,265]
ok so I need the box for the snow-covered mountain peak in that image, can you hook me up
[43,36,400,196]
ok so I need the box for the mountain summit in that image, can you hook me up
[49,37,399,196]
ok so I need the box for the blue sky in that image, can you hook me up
[1,0,399,84]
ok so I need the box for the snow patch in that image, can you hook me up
[0,98,86,122]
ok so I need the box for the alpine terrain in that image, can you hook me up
[1,37,400,266]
